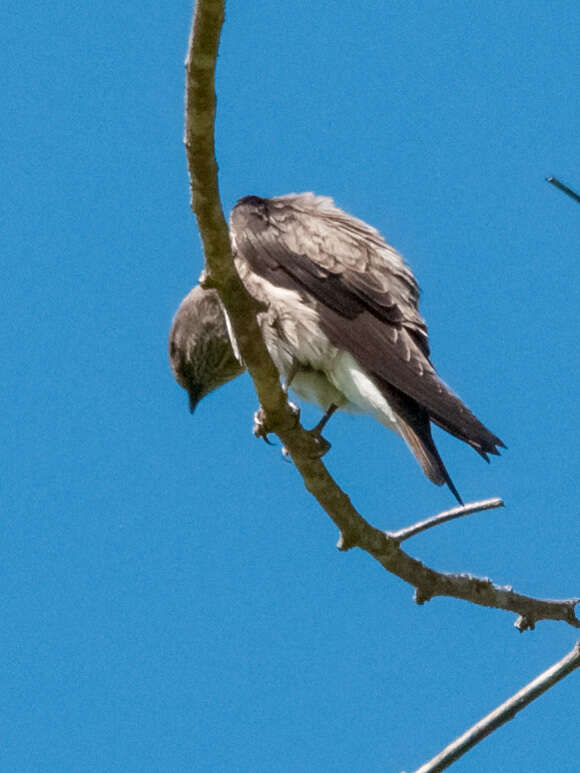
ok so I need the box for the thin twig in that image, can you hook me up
[546,176,580,205]
[387,498,504,542]
[408,641,580,773]
[184,0,580,631]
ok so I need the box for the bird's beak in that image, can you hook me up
[187,384,203,414]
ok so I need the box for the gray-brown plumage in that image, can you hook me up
[169,193,504,504]
[229,193,505,504]
[169,285,244,413]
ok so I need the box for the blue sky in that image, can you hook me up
[2,1,579,771]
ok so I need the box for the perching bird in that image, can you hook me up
[169,284,244,412]
[170,193,504,503]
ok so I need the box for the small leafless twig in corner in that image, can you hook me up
[407,641,580,773]
[546,176,580,204]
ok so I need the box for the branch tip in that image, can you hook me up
[388,497,504,542]
[546,176,580,204]
[337,530,359,551]
[414,588,433,605]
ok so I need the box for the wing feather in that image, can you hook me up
[231,194,504,457]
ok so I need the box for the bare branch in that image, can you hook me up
[546,176,580,205]
[388,498,504,542]
[409,641,580,773]
[184,0,315,447]
[183,1,580,631]
[337,516,580,630]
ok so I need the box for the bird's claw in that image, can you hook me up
[305,429,331,458]
[253,402,328,459]
[287,400,300,426]
[253,406,275,444]
[253,401,301,441]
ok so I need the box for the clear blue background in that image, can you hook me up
[2,1,579,771]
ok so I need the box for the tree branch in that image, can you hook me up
[388,497,504,542]
[546,176,580,205]
[184,0,307,442]
[408,641,580,773]
[183,0,579,632]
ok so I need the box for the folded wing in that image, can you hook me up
[230,194,504,497]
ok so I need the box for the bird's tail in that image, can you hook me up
[375,379,464,504]
[428,400,505,462]
[397,416,463,504]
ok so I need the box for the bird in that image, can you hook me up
[170,193,505,503]
[169,284,245,412]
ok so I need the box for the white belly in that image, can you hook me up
[253,283,400,434]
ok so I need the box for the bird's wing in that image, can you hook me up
[232,193,429,354]
[230,193,504,458]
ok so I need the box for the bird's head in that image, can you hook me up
[169,285,245,412]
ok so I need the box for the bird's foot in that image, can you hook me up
[280,426,331,460]
[252,401,301,445]
[253,402,330,459]
[253,406,275,444]
[304,430,332,458]
[282,406,331,459]
[300,404,337,458]
[286,400,300,426]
